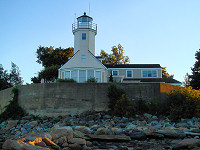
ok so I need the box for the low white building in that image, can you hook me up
[58,12,181,85]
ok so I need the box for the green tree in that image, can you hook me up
[0,64,11,90]
[9,62,23,86]
[36,46,74,68]
[162,67,174,78]
[190,49,200,90]
[39,65,60,82]
[33,46,74,83]
[182,72,191,87]
[31,76,41,83]
[100,44,130,64]
[0,63,23,90]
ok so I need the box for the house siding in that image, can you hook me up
[108,68,162,79]
[59,50,107,83]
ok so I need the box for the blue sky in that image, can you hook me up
[0,0,200,84]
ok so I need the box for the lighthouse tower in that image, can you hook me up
[72,12,97,55]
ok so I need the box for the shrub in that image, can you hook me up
[114,94,135,117]
[56,78,77,83]
[107,84,126,112]
[166,86,200,121]
[133,97,149,115]
[0,86,26,121]
[147,98,161,115]
[87,78,97,83]
[107,84,135,117]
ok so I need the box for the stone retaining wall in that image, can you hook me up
[0,83,169,117]
[0,88,12,113]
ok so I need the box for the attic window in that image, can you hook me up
[81,55,86,62]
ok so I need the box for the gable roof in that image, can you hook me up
[104,64,162,68]
[59,50,107,70]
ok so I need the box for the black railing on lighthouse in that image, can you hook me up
[72,22,97,32]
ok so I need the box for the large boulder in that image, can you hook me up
[2,139,49,150]
[69,138,86,145]
[50,126,73,141]
[173,138,200,149]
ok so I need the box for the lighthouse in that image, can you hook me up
[59,12,107,83]
[72,12,97,55]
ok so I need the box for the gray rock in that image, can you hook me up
[173,138,200,149]
[157,130,186,139]
[88,134,131,141]
[103,115,112,119]
[129,132,146,140]
[23,124,33,129]
[150,121,159,126]
[143,113,152,119]
[22,116,33,120]
[175,122,188,128]
[185,132,200,137]
[137,121,147,127]
[163,123,172,128]
[119,123,127,128]
[152,116,158,120]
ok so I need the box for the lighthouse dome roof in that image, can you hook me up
[77,12,93,22]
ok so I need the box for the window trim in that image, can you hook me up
[112,70,119,76]
[126,70,133,78]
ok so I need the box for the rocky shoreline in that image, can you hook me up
[1,111,200,149]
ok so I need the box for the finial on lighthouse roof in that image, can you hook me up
[84,12,86,15]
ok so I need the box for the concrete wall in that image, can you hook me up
[0,83,165,117]
[0,88,12,113]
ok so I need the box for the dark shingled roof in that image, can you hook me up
[104,64,162,68]
[123,78,181,84]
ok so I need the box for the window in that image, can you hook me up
[65,71,70,79]
[152,70,157,77]
[142,70,158,78]
[82,33,86,40]
[95,71,101,83]
[87,70,94,79]
[112,70,119,76]
[126,70,133,78]
[79,70,86,83]
[81,55,86,62]
[71,70,78,81]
